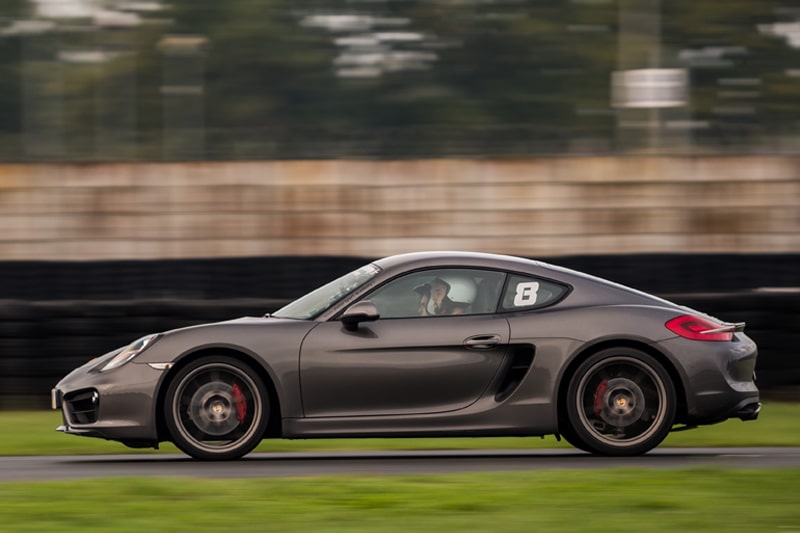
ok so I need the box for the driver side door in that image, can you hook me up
[299,268,509,418]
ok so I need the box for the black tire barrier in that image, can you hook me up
[557,254,800,295]
[1,290,797,407]
[0,254,797,301]
[0,257,368,301]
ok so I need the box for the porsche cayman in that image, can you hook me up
[52,251,760,460]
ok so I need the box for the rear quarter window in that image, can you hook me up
[500,274,568,312]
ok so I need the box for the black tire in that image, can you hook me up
[565,348,676,456]
[558,421,591,453]
[164,356,269,460]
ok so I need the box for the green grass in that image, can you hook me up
[2,405,799,532]
[2,402,798,457]
[0,469,799,532]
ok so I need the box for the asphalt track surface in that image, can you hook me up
[2,448,800,481]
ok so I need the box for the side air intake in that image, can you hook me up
[495,345,535,402]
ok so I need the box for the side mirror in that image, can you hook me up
[341,301,380,331]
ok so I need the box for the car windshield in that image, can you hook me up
[272,264,381,320]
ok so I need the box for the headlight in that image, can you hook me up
[99,334,160,372]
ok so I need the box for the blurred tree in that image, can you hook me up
[6,0,800,160]
[664,0,800,152]
[263,0,619,155]
[0,0,31,158]
[163,0,341,158]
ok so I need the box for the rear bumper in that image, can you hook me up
[659,332,760,425]
[735,400,761,421]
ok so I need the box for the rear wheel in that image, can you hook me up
[558,422,591,452]
[565,348,675,456]
[164,356,268,460]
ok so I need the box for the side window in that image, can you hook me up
[365,269,506,319]
[500,274,567,311]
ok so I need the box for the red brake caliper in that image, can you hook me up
[593,379,608,416]
[231,383,247,425]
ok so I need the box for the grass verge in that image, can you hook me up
[0,468,798,532]
[2,406,798,532]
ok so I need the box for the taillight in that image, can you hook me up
[665,315,738,342]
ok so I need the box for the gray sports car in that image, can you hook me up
[52,251,760,460]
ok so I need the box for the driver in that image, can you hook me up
[416,278,466,316]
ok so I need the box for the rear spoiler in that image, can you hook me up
[701,322,746,336]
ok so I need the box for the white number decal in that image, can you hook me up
[513,282,540,306]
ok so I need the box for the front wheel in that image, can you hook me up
[565,348,676,456]
[164,356,269,460]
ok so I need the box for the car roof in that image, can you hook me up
[371,251,679,309]
[373,251,546,273]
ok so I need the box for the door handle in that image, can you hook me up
[463,334,502,349]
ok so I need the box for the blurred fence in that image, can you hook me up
[1,253,797,408]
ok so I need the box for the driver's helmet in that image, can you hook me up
[433,274,477,305]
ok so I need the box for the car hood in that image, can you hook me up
[132,314,319,362]
[161,314,310,335]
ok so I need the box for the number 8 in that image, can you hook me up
[513,282,540,306]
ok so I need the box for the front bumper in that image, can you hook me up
[52,360,168,445]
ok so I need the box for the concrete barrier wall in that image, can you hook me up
[0,157,798,260]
